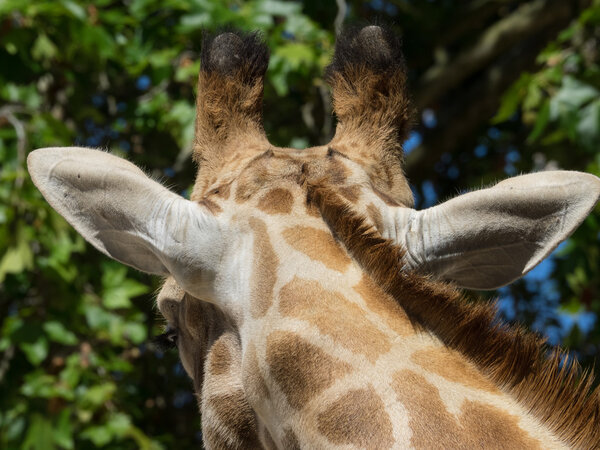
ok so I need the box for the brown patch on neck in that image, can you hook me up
[257,187,294,215]
[208,335,233,376]
[412,348,499,393]
[310,185,600,449]
[266,331,352,410]
[282,226,351,272]
[248,217,278,318]
[205,390,262,449]
[279,277,391,363]
[392,370,541,449]
[338,184,361,203]
[354,275,414,337]
[317,386,394,449]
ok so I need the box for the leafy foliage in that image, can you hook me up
[492,2,600,365]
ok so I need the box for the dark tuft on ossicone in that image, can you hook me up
[201,30,269,83]
[325,25,406,81]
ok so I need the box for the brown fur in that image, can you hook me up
[257,187,294,214]
[265,331,352,410]
[411,348,499,393]
[310,185,600,449]
[248,217,278,318]
[194,32,270,195]
[279,277,391,362]
[317,386,395,449]
[282,226,351,272]
[353,275,414,337]
[205,390,262,449]
[326,26,414,206]
[392,370,541,449]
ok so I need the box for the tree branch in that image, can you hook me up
[414,0,575,110]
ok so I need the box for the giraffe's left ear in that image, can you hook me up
[386,171,600,290]
[27,147,225,297]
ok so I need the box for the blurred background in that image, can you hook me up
[0,0,599,448]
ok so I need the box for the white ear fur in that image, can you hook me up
[27,147,224,295]
[389,171,600,290]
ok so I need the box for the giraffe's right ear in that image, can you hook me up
[385,171,600,290]
[28,147,224,294]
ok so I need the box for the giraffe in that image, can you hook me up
[27,26,600,449]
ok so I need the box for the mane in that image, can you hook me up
[309,185,600,449]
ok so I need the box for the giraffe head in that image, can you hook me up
[28,25,600,448]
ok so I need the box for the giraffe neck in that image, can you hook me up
[187,156,573,449]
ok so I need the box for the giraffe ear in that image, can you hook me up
[27,147,224,292]
[390,171,600,290]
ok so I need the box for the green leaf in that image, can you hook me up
[103,278,149,309]
[80,382,116,408]
[492,74,531,124]
[101,264,149,309]
[274,43,315,70]
[20,337,48,365]
[43,321,78,346]
[21,372,56,398]
[32,34,58,61]
[550,76,599,120]
[576,100,600,150]
[0,228,34,282]
[60,0,87,20]
[123,322,147,344]
[81,425,113,447]
[53,409,74,449]
[23,414,55,450]
[106,412,131,437]
[527,100,551,143]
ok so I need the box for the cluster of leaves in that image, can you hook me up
[0,0,332,448]
[491,2,600,362]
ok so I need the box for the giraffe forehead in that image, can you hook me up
[228,147,360,202]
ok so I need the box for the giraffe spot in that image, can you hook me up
[248,217,278,318]
[367,202,384,232]
[317,386,394,449]
[242,343,271,402]
[354,275,414,336]
[391,370,541,449]
[205,390,261,448]
[339,184,361,203]
[208,335,233,376]
[199,198,222,213]
[279,277,391,363]
[266,331,351,410]
[282,226,351,272]
[257,188,293,215]
[202,426,231,449]
[411,348,499,393]
[282,428,300,450]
